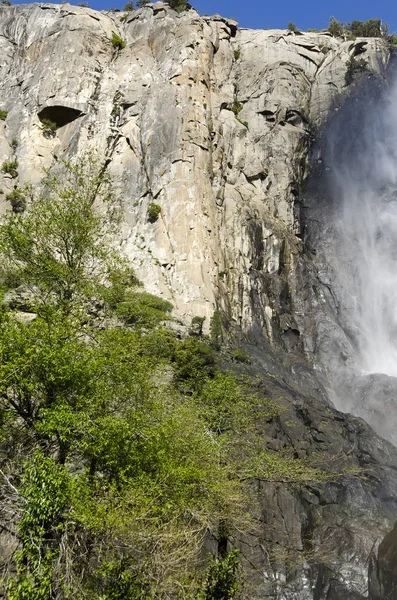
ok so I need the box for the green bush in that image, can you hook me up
[6,188,26,213]
[40,118,57,135]
[147,202,161,223]
[288,22,297,32]
[210,310,222,349]
[203,550,242,600]
[116,291,173,327]
[123,1,134,9]
[231,348,250,364]
[111,32,126,49]
[2,159,18,178]
[345,57,369,85]
[190,315,206,337]
[136,0,150,6]
[387,33,397,49]
[10,138,18,151]
[328,16,344,37]
[0,109,7,121]
[165,0,190,12]
[173,338,217,391]
[233,49,240,60]
[232,99,243,116]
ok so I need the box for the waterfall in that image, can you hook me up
[325,73,397,378]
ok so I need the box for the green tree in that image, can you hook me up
[328,16,344,37]
[0,156,245,598]
[164,0,191,12]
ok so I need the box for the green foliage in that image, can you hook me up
[288,21,297,32]
[0,154,345,599]
[231,348,250,363]
[173,338,217,391]
[233,49,240,60]
[388,33,397,49]
[10,137,18,151]
[0,109,8,120]
[165,0,190,12]
[6,452,70,600]
[210,310,222,349]
[2,158,18,177]
[147,202,161,223]
[0,155,121,313]
[190,315,206,337]
[123,0,134,9]
[111,32,126,49]
[328,16,391,41]
[328,16,344,37]
[345,56,369,85]
[350,18,383,37]
[6,187,26,213]
[203,550,242,600]
[40,117,57,134]
[231,100,248,128]
[136,0,150,6]
[115,290,173,327]
[1,0,12,5]
[232,99,243,116]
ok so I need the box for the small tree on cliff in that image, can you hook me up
[164,0,191,12]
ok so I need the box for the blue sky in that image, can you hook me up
[192,0,397,32]
[13,0,397,33]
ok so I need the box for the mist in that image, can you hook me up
[325,71,397,379]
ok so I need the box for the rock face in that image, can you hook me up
[1,3,397,598]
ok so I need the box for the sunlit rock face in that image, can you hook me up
[2,4,397,598]
[0,2,388,329]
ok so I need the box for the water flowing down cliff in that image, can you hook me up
[1,3,397,598]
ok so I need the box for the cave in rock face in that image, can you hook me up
[38,105,84,128]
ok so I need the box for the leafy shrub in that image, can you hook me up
[10,138,18,151]
[288,22,297,32]
[387,33,397,49]
[328,16,344,37]
[116,291,173,327]
[6,188,26,213]
[136,0,150,6]
[147,202,161,223]
[111,32,126,49]
[345,57,369,85]
[232,99,243,116]
[203,550,242,600]
[190,315,206,337]
[123,1,134,9]
[0,109,7,121]
[210,310,222,349]
[165,0,190,12]
[40,118,57,136]
[173,338,217,391]
[0,0,12,6]
[233,49,240,60]
[2,159,18,178]
[350,18,382,37]
[231,348,250,363]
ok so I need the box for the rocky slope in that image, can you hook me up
[1,3,397,598]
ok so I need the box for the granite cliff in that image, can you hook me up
[1,3,397,598]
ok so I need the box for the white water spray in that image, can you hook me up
[328,75,397,378]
